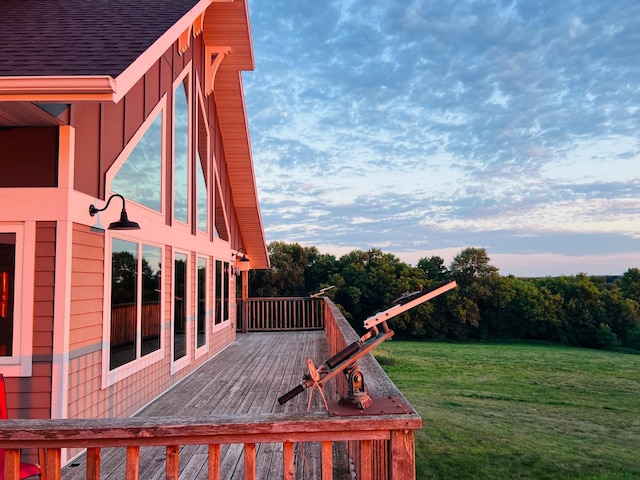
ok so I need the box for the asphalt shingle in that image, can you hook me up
[0,0,201,77]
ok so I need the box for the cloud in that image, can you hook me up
[244,0,640,275]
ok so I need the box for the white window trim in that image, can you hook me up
[171,248,191,374]
[101,236,164,389]
[195,80,211,238]
[195,255,209,358]
[172,63,193,230]
[105,95,167,218]
[0,221,35,377]
[211,258,231,333]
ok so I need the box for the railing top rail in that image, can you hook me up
[0,412,421,449]
[237,297,324,301]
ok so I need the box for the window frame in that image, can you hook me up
[0,222,35,377]
[172,64,193,229]
[195,255,209,357]
[171,248,191,374]
[102,235,164,388]
[105,95,167,219]
[195,83,211,238]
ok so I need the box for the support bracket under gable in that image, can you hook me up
[205,46,231,96]
[179,12,207,55]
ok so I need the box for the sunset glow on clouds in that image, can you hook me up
[243,0,640,276]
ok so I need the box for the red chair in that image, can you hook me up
[0,374,42,479]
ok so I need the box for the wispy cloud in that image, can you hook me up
[244,0,640,275]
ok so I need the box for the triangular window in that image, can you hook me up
[111,112,162,212]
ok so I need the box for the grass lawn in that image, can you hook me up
[374,342,639,480]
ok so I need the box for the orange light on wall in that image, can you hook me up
[0,271,8,318]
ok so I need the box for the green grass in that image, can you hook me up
[374,342,640,480]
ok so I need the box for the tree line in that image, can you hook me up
[249,241,640,351]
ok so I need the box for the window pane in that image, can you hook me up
[111,113,162,211]
[174,253,187,360]
[110,239,138,370]
[215,260,222,325]
[197,152,208,233]
[223,261,230,322]
[141,245,161,356]
[0,233,16,357]
[197,257,206,348]
[174,82,189,223]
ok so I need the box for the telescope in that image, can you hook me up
[278,279,457,413]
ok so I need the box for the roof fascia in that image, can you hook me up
[0,76,116,101]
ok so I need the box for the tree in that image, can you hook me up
[417,256,449,282]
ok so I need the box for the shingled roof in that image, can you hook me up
[0,0,201,77]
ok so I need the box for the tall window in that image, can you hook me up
[110,239,162,370]
[197,257,207,348]
[0,233,16,357]
[173,252,188,360]
[197,106,209,234]
[215,260,230,325]
[141,246,162,356]
[111,111,163,212]
[174,78,190,224]
[110,239,137,369]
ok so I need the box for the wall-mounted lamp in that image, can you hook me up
[89,194,140,230]
[233,248,250,263]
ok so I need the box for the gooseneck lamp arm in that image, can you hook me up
[89,194,141,230]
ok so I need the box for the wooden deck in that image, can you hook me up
[61,332,349,479]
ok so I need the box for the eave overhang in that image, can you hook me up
[204,0,268,269]
[0,0,269,269]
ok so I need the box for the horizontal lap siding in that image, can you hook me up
[68,224,106,420]
[6,221,57,464]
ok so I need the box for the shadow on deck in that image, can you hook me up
[62,332,348,479]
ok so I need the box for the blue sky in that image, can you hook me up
[242,0,640,276]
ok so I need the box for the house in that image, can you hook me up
[0,0,268,464]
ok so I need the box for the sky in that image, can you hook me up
[242,0,640,277]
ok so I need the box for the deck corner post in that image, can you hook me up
[389,428,416,480]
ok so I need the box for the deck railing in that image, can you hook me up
[1,298,420,480]
[237,297,325,332]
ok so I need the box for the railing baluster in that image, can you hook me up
[208,444,220,480]
[359,440,373,480]
[45,448,61,480]
[244,443,256,480]
[86,447,100,480]
[322,441,332,480]
[4,449,20,480]
[166,445,179,480]
[125,446,139,480]
[283,442,294,480]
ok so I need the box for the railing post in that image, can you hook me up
[208,444,220,480]
[389,429,416,480]
[283,442,294,480]
[244,443,256,480]
[322,441,332,480]
[166,445,179,480]
[4,449,20,480]
[125,446,139,480]
[360,440,373,480]
[45,448,61,480]
[86,447,100,480]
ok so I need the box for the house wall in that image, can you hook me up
[63,33,240,426]
[0,127,58,187]
[3,221,55,420]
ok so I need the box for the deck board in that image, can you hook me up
[62,332,338,480]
